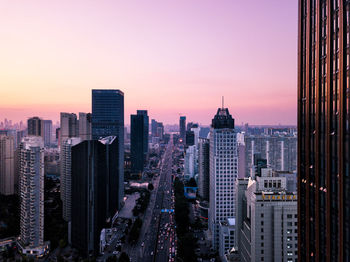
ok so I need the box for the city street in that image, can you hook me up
[141,136,176,262]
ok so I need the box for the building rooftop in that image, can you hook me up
[211,108,235,129]
[99,136,117,145]
[21,136,44,149]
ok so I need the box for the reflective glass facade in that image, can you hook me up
[298,0,350,261]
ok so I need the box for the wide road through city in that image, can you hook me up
[142,136,176,262]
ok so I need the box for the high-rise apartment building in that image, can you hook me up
[156,122,164,139]
[298,1,350,261]
[151,119,157,137]
[236,169,298,262]
[71,137,118,256]
[209,108,238,250]
[42,120,52,147]
[60,113,78,202]
[130,110,149,173]
[237,134,246,179]
[18,136,48,257]
[92,89,124,209]
[61,137,81,222]
[245,134,297,177]
[179,116,186,142]
[60,113,78,146]
[27,117,42,136]
[150,119,164,139]
[0,135,15,195]
[78,112,92,141]
[198,138,210,200]
[184,145,196,180]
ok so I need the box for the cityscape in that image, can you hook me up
[0,1,349,262]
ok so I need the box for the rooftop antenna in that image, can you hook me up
[222,96,224,109]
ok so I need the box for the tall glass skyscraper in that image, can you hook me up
[71,137,118,256]
[179,116,186,142]
[91,89,124,209]
[298,1,350,261]
[130,110,149,173]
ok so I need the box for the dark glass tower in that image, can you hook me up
[71,137,118,256]
[130,110,149,173]
[298,1,350,261]
[151,119,157,137]
[27,117,42,136]
[179,116,186,142]
[91,89,124,209]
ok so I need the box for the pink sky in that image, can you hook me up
[0,0,297,125]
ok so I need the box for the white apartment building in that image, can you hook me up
[209,108,238,251]
[19,136,48,256]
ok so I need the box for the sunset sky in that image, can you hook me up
[0,0,298,126]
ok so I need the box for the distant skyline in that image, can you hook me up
[0,1,297,125]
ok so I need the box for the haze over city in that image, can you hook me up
[0,0,297,125]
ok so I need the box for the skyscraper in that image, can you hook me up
[42,120,52,147]
[27,117,42,136]
[61,137,81,222]
[0,135,15,195]
[209,107,238,250]
[60,113,78,203]
[198,138,210,201]
[71,137,118,256]
[151,119,157,138]
[59,113,78,146]
[92,89,124,209]
[179,116,186,142]
[298,1,350,261]
[18,136,48,257]
[130,110,149,173]
[78,112,92,141]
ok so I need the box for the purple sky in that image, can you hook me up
[0,0,298,125]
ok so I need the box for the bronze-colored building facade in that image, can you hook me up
[298,0,350,261]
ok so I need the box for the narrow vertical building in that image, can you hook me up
[298,1,350,261]
[92,89,124,209]
[209,107,238,251]
[0,135,15,195]
[60,113,78,203]
[71,137,118,256]
[61,137,81,222]
[179,116,186,142]
[42,120,52,147]
[18,136,48,257]
[60,113,78,146]
[130,110,149,173]
[198,137,210,200]
[78,112,92,141]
